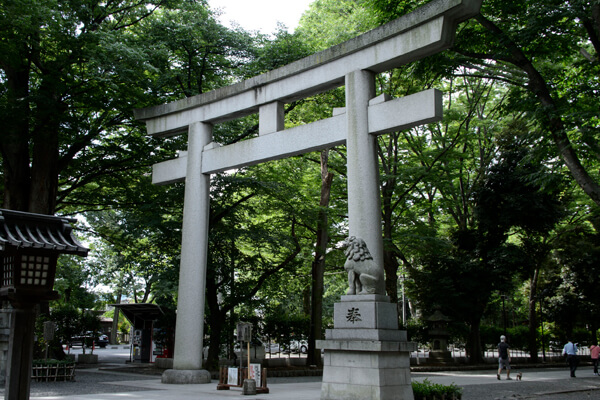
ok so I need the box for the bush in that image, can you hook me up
[480,325,504,349]
[480,325,530,351]
[412,378,462,399]
[506,325,530,350]
[404,318,427,345]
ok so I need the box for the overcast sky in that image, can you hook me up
[208,0,314,34]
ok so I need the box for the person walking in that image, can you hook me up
[590,343,600,375]
[562,339,578,378]
[497,335,512,380]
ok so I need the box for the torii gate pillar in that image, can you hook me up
[162,122,212,383]
[346,70,382,265]
[316,71,414,400]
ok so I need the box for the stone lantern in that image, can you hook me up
[0,209,88,400]
[426,308,453,365]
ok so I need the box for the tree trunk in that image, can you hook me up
[111,288,123,345]
[528,268,540,363]
[591,322,599,345]
[206,312,224,371]
[466,317,484,364]
[380,166,399,299]
[29,131,58,214]
[1,65,31,211]
[382,177,405,322]
[307,150,333,367]
[29,79,64,214]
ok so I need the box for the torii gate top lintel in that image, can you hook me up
[134,0,482,136]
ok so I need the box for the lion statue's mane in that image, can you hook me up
[343,236,385,295]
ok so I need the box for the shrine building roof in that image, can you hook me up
[0,209,88,256]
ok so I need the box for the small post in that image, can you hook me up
[236,322,255,395]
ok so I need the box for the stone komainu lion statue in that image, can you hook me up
[343,236,385,295]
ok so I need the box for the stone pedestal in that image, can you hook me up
[317,295,416,400]
[243,379,257,395]
[0,304,12,386]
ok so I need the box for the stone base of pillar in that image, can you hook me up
[161,369,211,384]
[317,295,416,400]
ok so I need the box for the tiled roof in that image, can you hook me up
[0,209,88,256]
[111,303,163,324]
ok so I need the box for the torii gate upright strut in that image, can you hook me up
[134,0,482,395]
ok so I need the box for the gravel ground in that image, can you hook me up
[461,377,600,399]
[3,366,600,399]
[0,369,159,398]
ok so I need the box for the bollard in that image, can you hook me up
[242,379,256,395]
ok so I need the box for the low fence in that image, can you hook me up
[408,343,590,366]
[31,361,76,382]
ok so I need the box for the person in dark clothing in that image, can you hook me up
[497,335,512,380]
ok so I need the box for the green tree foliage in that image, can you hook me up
[84,204,182,303]
[297,0,378,51]
[53,256,99,310]
[408,131,565,362]
[134,1,259,98]
[548,214,600,342]
[202,166,305,368]
[49,305,82,347]
[0,0,262,215]
[369,0,600,207]
[0,0,179,213]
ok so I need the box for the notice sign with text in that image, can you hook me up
[248,363,261,384]
[227,367,238,385]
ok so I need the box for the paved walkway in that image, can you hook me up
[11,365,600,400]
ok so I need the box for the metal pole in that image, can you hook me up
[501,295,507,336]
[402,274,406,325]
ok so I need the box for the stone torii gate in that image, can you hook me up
[134,0,481,393]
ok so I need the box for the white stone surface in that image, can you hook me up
[368,89,443,136]
[320,348,413,400]
[172,122,212,373]
[152,153,187,185]
[161,369,211,384]
[317,339,417,353]
[151,90,442,184]
[340,294,390,303]
[259,101,284,135]
[345,70,384,273]
[333,301,398,330]
[202,114,346,174]
[319,293,416,399]
[325,328,406,341]
[143,20,444,133]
